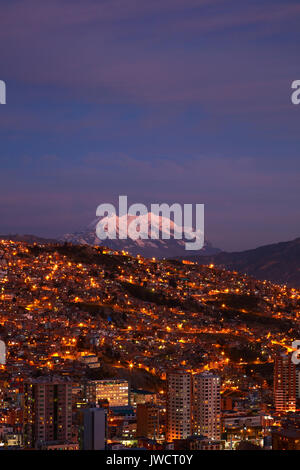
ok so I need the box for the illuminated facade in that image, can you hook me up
[86,379,129,407]
[193,372,221,441]
[137,403,160,440]
[274,353,296,413]
[23,377,73,448]
[166,370,192,442]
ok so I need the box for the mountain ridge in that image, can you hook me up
[183,237,300,287]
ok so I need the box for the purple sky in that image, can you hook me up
[1,0,300,251]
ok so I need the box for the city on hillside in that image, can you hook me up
[0,239,299,450]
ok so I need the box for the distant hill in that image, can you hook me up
[183,237,300,287]
[0,234,57,244]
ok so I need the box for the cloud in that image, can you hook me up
[1,0,299,111]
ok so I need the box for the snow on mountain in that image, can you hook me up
[60,213,221,259]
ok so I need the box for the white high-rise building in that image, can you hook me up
[274,353,296,413]
[166,370,192,442]
[193,372,221,441]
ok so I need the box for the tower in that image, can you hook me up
[82,407,107,450]
[166,370,192,442]
[23,376,73,448]
[274,353,296,413]
[193,372,221,440]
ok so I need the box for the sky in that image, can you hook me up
[0,0,300,251]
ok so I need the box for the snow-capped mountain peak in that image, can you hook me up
[60,212,220,259]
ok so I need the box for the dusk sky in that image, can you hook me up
[1,0,300,251]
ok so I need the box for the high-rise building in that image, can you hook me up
[274,353,296,413]
[193,372,221,441]
[86,379,129,407]
[296,368,300,401]
[137,403,160,440]
[23,376,73,448]
[166,370,192,442]
[82,407,107,450]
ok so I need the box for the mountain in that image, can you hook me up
[185,237,300,287]
[60,213,221,259]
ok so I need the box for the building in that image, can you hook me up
[221,395,233,411]
[296,367,300,400]
[86,379,129,407]
[79,354,100,369]
[222,412,262,446]
[173,435,222,451]
[82,407,107,450]
[23,376,73,448]
[274,353,296,413]
[272,428,300,450]
[193,372,221,440]
[108,405,136,441]
[136,403,160,440]
[130,389,155,407]
[37,441,78,450]
[137,437,163,450]
[4,433,22,447]
[166,370,192,442]
[222,412,261,430]
[193,372,221,441]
